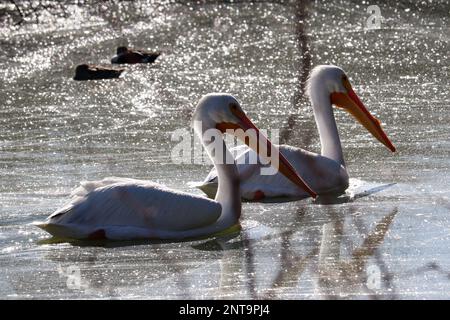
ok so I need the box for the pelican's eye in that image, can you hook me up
[342,74,352,91]
[228,102,244,121]
[342,75,349,86]
[229,103,238,111]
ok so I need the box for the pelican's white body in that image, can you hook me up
[34,94,252,240]
[198,65,395,200]
[198,66,362,200]
[36,178,222,240]
[199,144,349,200]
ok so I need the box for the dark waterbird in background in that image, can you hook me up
[73,64,125,81]
[111,46,161,64]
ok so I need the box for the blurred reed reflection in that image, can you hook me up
[197,198,398,299]
[316,207,397,299]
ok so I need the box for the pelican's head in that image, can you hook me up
[192,93,248,133]
[307,65,396,152]
[193,93,317,198]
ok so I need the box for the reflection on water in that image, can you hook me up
[0,0,449,299]
[11,203,397,299]
[316,207,397,299]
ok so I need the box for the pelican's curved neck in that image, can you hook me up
[310,85,345,166]
[201,128,241,228]
[158,128,241,240]
[214,141,241,224]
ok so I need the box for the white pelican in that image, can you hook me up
[34,94,316,241]
[198,65,396,200]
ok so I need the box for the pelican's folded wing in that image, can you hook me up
[47,178,222,232]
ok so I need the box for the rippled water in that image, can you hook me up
[0,0,449,299]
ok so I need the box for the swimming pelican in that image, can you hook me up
[34,94,316,240]
[198,65,396,200]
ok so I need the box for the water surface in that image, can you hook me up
[0,0,449,299]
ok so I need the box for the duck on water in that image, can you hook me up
[111,46,161,64]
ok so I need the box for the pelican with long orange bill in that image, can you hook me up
[198,65,396,200]
[34,94,315,240]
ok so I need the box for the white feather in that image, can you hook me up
[38,177,222,239]
[198,145,348,200]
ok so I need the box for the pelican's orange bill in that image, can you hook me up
[221,107,317,198]
[331,79,396,152]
